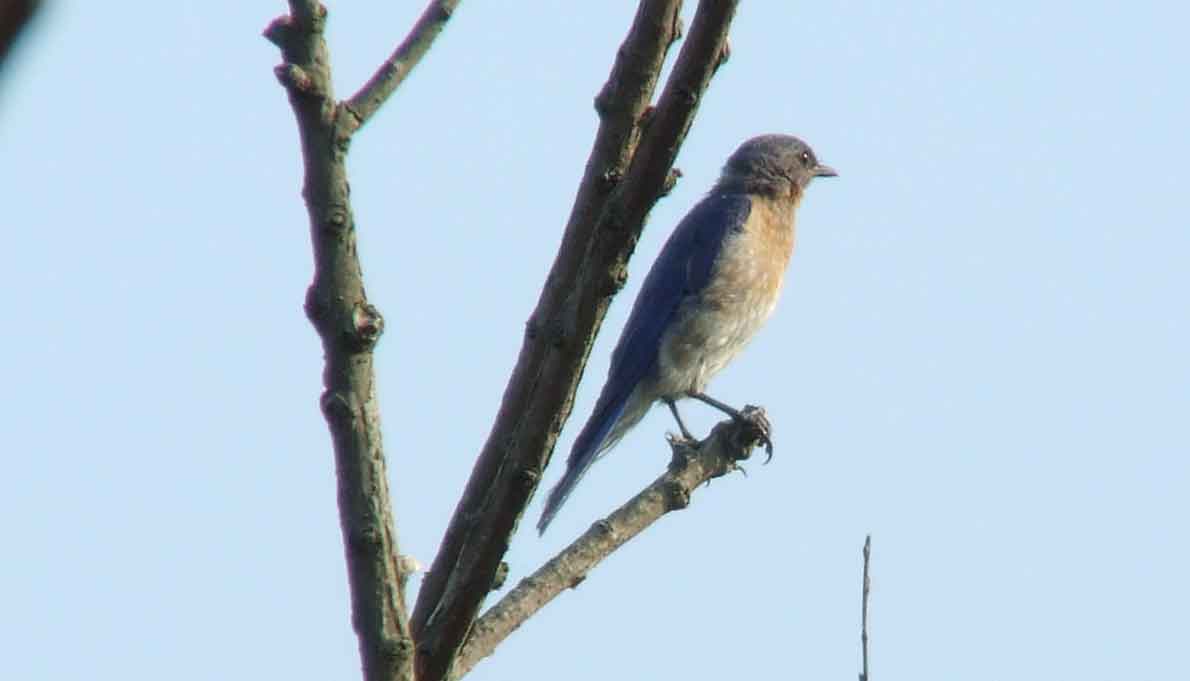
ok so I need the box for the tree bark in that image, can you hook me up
[411,2,738,679]
[265,2,461,679]
[452,414,769,678]
[267,2,744,678]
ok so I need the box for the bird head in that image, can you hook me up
[718,134,837,199]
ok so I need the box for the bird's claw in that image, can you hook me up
[666,430,698,447]
[738,405,773,462]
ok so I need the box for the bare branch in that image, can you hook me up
[0,0,41,72]
[860,534,872,681]
[269,1,737,678]
[342,0,462,134]
[264,1,463,678]
[409,0,684,673]
[452,414,768,678]
[285,0,320,25]
[410,2,740,680]
[608,0,737,232]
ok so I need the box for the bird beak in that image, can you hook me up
[814,163,838,178]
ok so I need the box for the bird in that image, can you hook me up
[536,134,836,534]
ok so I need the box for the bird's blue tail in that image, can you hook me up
[536,388,632,534]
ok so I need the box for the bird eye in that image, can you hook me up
[799,151,811,166]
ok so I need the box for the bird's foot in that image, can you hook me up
[666,431,700,473]
[687,392,774,462]
[736,405,773,463]
[664,399,696,442]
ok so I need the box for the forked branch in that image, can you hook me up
[452,414,768,678]
[410,2,738,680]
[265,2,463,680]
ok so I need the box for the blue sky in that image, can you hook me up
[3,2,1187,680]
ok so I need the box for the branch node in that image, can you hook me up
[609,266,629,294]
[333,125,354,153]
[290,2,328,31]
[593,84,614,117]
[638,104,657,132]
[665,480,691,511]
[262,15,294,47]
[599,167,624,192]
[325,206,350,234]
[274,63,316,95]
[670,16,685,46]
[660,167,683,197]
[667,436,696,471]
[339,100,363,124]
[320,390,353,425]
[303,284,326,324]
[397,553,423,588]
[593,519,616,540]
[333,103,364,145]
[378,636,414,668]
[517,467,540,491]
[491,562,509,591]
[351,303,385,349]
[716,39,732,71]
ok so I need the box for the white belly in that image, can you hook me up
[653,204,795,396]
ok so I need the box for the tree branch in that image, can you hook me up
[264,2,461,678]
[409,2,740,680]
[860,534,872,681]
[409,0,684,675]
[0,0,41,72]
[451,414,768,678]
[342,0,461,134]
[409,1,737,681]
[605,0,735,232]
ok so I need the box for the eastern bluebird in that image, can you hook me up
[537,134,836,534]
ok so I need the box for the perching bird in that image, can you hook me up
[537,134,836,534]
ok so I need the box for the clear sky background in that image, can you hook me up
[3,2,1187,680]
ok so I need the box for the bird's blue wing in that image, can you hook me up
[537,192,752,533]
[608,192,752,394]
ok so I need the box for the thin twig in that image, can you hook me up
[860,534,872,681]
[451,415,769,678]
[410,3,739,680]
[342,0,462,133]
